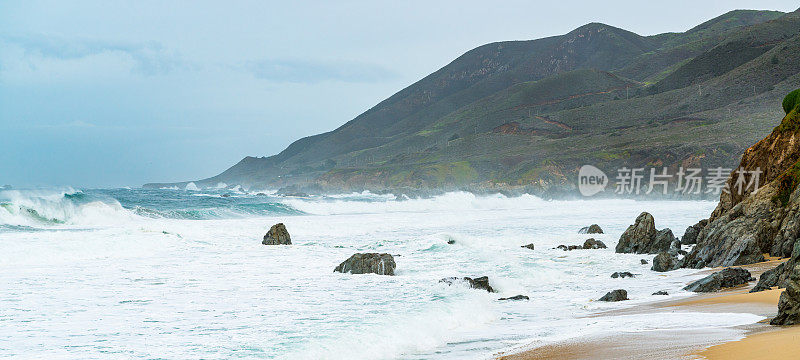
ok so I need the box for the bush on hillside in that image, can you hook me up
[784,89,800,114]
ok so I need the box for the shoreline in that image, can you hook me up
[496,259,795,360]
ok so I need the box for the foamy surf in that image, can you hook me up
[0,188,756,359]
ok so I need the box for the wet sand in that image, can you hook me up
[497,259,797,360]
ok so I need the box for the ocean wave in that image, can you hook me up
[0,188,133,227]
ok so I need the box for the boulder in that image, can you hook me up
[439,276,495,292]
[599,289,628,302]
[611,272,635,278]
[579,224,604,234]
[652,290,669,296]
[651,252,680,272]
[640,259,649,264]
[262,223,292,245]
[751,262,786,293]
[521,243,535,250]
[681,219,708,245]
[499,295,529,301]
[772,264,800,325]
[615,212,676,254]
[583,238,607,249]
[556,244,582,251]
[683,268,754,292]
[447,238,456,245]
[334,253,396,275]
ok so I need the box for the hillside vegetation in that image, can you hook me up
[146,9,800,196]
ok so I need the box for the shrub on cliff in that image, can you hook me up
[784,89,800,114]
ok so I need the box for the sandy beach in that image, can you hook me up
[497,259,800,360]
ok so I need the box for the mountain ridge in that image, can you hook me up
[145,9,799,196]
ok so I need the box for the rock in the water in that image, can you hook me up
[611,271,635,278]
[772,264,800,325]
[641,259,649,264]
[439,276,495,292]
[447,238,456,245]
[521,243,535,250]
[681,219,708,245]
[652,290,669,296]
[615,212,675,254]
[262,223,292,245]
[556,239,606,251]
[579,224,604,234]
[651,252,680,272]
[683,267,754,292]
[583,238,607,249]
[334,253,396,275]
[599,289,628,302]
[751,262,786,293]
[499,295,529,301]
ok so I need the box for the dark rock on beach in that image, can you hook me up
[641,259,649,264]
[773,264,800,325]
[521,243,535,250]
[440,276,495,292]
[683,267,754,292]
[599,289,628,302]
[615,212,676,254]
[652,290,669,296]
[334,253,396,275]
[651,252,680,272]
[556,244,581,251]
[499,295,529,301]
[262,223,292,245]
[751,262,786,293]
[611,272,635,278]
[579,224,604,234]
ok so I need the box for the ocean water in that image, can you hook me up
[0,188,763,359]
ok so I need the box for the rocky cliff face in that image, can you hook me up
[679,90,800,323]
[682,93,800,269]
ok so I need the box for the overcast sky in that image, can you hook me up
[1,0,797,187]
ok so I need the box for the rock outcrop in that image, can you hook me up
[598,289,628,302]
[615,212,676,254]
[499,295,529,301]
[521,243,535,250]
[334,253,396,275]
[262,223,292,245]
[579,224,604,234]
[751,262,786,293]
[681,219,708,245]
[651,252,680,272]
[439,276,495,292]
[652,290,669,296]
[773,264,800,325]
[683,267,754,292]
[681,93,800,269]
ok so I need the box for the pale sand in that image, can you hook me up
[694,325,800,360]
[497,259,796,360]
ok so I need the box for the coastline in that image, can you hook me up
[496,259,797,360]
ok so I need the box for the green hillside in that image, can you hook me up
[145,8,800,196]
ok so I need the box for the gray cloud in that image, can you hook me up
[4,34,182,76]
[246,58,398,83]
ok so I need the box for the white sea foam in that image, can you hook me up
[0,191,760,359]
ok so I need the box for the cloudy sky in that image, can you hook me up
[1,0,797,187]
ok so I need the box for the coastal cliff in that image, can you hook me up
[679,89,800,324]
